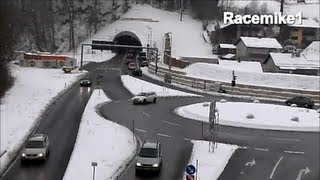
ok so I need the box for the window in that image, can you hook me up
[26,141,45,148]
[139,148,158,158]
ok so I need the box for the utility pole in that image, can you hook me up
[180,0,184,21]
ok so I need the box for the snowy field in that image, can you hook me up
[63,90,136,180]
[175,102,320,132]
[185,63,320,91]
[218,60,263,73]
[0,66,86,173]
[184,140,238,180]
[73,4,214,59]
[226,0,320,20]
[121,75,201,97]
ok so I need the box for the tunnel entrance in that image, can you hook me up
[113,31,142,54]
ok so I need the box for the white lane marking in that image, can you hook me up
[135,128,147,133]
[296,166,310,180]
[284,150,305,155]
[162,120,182,127]
[238,146,248,149]
[142,112,150,117]
[184,138,192,141]
[266,137,301,142]
[245,158,256,167]
[269,156,284,179]
[254,147,269,151]
[157,133,172,138]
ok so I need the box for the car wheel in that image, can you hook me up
[143,99,146,104]
[153,98,157,103]
[286,101,291,106]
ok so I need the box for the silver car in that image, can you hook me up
[21,134,50,163]
[135,141,162,174]
[132,92,157,104]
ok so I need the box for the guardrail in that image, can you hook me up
[148,63,320,103]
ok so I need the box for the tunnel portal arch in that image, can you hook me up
[113,31,142,54]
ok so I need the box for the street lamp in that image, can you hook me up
[91,162,98,180]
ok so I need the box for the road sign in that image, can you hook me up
[186,174,195,180]
[186,164,196,175]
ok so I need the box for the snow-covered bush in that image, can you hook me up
[220,99,227,103]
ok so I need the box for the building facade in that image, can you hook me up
[236,37,282,63]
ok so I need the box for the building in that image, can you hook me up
[286,19,320,48]
[215,43,236,55]
[263,52,319,75]
[236,37,282,62]
[210,23,269,45]
[285,0,319,3]
[301,41,320,64]
[21,52,77,68]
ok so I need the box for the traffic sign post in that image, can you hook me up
[186,174,195,180]
[186,164,196,175]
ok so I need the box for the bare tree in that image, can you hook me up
[0,1,17,98]
[64,0,75,51]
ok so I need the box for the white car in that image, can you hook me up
[132,92,157,104]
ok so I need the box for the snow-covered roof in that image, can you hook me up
[301,41,320,62]
[219,44,236,49]
[269,52,319,69]
[239,37,283,49]
[288,19,320,29]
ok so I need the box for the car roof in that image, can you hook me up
[29,134,46,141]
[142,141,159,149]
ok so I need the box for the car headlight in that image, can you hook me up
[152,164,159,167]
[22,153,26,157]
[38,153,44,157]
[136,163,142,166]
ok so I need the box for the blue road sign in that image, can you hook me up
[186,164,196,175]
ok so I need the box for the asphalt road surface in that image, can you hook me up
[2,54,319,180]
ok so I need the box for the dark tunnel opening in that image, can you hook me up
[113,31,142,54]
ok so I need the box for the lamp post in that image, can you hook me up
[91,162,98,180]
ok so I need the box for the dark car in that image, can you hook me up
[285,96,315,108]
[80,79,91,87]
[132,68,142,76]
[140,61,148,67]
[125,57,133,65]
[139,52,146,58]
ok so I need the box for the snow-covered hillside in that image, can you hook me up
[73,4,214,59]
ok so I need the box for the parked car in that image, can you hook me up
[21,134,50,163]
[128,63,136,70]
[125,57,133,65]
[136,141,162,175]
[140,61,148,67]
[132,68,142,76]
[80,79,91,87]
[132,92,157,104]
[139,51,146,58]
[285,96,315,108]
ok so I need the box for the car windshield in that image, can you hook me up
[25,141,45,148]
[139,148,158,158]
[137,93,147,96]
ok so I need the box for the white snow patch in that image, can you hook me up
[175,102,320,132]
[185,140,238,180]
[63,90,137,180]
[185,63,320,91]
[0,65,86,173]
[120,75,201,97]
[218,60,263,73]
